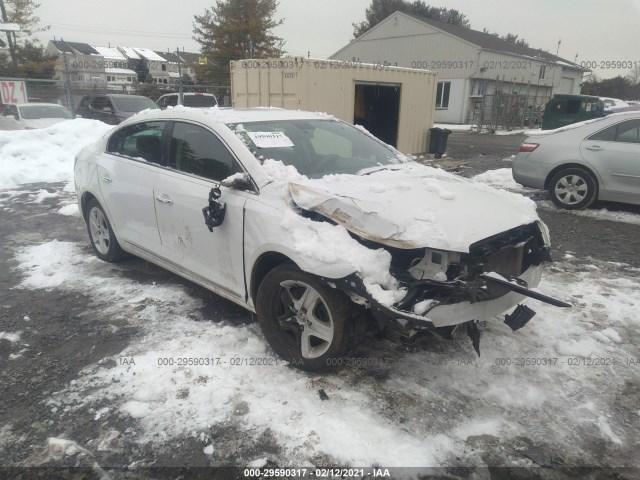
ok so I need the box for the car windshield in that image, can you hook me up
[230,119,409,178]
[111,96,158,112]
[18,104,73,120]
[183,95,217,107]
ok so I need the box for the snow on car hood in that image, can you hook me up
[289,163,539,253]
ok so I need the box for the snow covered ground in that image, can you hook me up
[1,120,639,473]
[5,212,640,470]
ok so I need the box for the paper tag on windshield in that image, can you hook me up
[247,132,294,148]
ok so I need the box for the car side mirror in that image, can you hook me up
[220,172,253,191]
[202,187,226,231]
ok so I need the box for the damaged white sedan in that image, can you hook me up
[75,107,569,371]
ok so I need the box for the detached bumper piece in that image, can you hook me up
[504,304,536,331]
[480,274,571,308]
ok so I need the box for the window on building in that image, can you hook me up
[161,64,167,71]
[539,65,546,79]
[436,82,451,109]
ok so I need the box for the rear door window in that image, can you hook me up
[107,121,166,163]
[588,119,640,143]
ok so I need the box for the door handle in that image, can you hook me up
[101,174,112,183]
[585,145,603,151]
[155,194,173,205]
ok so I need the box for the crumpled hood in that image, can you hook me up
[289,163,540,252]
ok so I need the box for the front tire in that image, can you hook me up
[256,265,356,372]
[548,167,598,210]
[85,198,126,262]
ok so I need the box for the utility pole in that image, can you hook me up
[0,0,18,68]
[62,46,74,112]
[176,46,183,105]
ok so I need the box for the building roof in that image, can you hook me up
[156,51,181,63]
[118,46,141,60]
[406,13,586,71]
[132,47,166,62]
[65,41,100,55]
[49,40,100,55]
[179,51,202,64]
[105,67,137,75]
[49,40,74,54]
[93,46,127,61]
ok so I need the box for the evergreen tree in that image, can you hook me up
[133,59,152,84]
[353,0,470,38]
[482,29,529,47]
[193,0,284,85]
[0,40,55,78]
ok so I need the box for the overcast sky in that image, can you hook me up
[35,0,640,79]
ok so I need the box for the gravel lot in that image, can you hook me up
[1,131,639,479]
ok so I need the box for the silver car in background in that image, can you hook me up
[513,111,640,209]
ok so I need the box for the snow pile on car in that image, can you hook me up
[260,159,541,308]
[0,119,112,188]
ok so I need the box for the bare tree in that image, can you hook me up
[0,0,49,67]
[627,65,640,86]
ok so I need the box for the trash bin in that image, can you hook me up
[428,127,452,159]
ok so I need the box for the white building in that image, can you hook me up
[92,46,137,90]
[331,11,589,124]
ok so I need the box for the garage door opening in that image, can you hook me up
[354,82,401,147]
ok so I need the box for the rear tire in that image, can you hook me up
[85,198,126,262]
[256,265,356,372]
[548,167,598,210]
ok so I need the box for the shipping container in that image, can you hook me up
[230,57,437,154]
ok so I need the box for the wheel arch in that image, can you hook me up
[249,251,299,303]
[544,163,600,191]
[80,191,98,221]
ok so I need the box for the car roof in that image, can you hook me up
[160,92,215,97]
[128,107,334,125]
[82,94,150,99]
[17,103,69,108]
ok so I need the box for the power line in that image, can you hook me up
[45,21,193,40]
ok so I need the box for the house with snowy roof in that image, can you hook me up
[330,11,590,124]
[46,40,204,88]
[47,40,107,87]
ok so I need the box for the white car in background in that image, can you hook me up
[156,92,218,109]
[75,107,568,371]
[513,111,640,209]
[0,103,73,130]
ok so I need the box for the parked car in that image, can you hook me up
[156,92,218,109]
[75,108,568,371]
[513,111,640,209]
[0,103,73,130]
[75,94,158,125]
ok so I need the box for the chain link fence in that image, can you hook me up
[0,77,231,130]
[472,93,548,133]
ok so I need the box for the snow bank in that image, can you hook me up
[0,119,111,188]
[472,168,527,192]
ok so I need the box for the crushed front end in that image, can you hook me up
[329,221,570,353]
